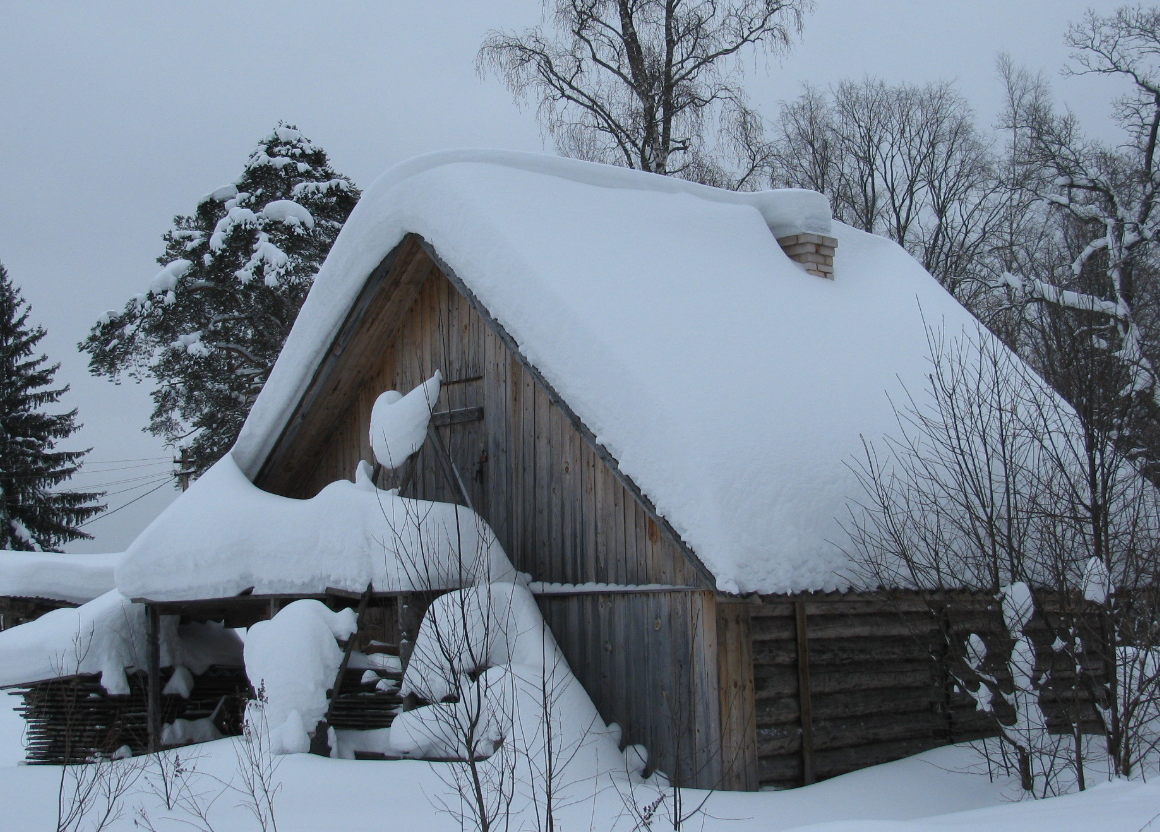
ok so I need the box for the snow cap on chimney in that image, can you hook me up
[748,189,838,279]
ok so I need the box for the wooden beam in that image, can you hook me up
[795,598,815,785]
[431,406,484,427]
[426,423,475,510]
[413,236,718,590]
[146,604,162,753]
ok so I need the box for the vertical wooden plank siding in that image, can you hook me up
[716,600,758,790]
[294,267,697,588]
[537,590,721,790]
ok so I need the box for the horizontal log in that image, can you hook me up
[754,663,935,699]
[812,737,945,780]
[811,713,945,752]
[756,696,802,726]
[812,688,938,721]
[753,637,935,667]
[757,754,803,785]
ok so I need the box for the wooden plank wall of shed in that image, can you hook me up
[299,267,700,588]
[537,589,723,790]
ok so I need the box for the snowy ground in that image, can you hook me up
[0,693,1156,832]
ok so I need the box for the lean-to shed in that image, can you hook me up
[116,150,1020,789]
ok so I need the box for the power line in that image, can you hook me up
[52,472,177,491]
[73,461,173,473]
[78,480,172,528]
[4,462,172,480]
[79,456,171,464]
[89,474,173,499]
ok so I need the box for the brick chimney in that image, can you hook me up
[777,233,837,280]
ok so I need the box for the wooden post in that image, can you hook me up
[176,448,193,492]
[398,594,420,672]
[794,598,815,785]
[311,584,373,757]
[146,604,162,753]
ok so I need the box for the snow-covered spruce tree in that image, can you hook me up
[0,263,104,551]
[81,125,359,476]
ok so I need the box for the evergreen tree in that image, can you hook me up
[0,263,104,551]
[82,124,360,476]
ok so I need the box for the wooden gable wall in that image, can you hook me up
[258,236,706,589]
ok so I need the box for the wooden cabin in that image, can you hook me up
[111,151,1035,788]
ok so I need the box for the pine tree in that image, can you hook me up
[82,124,360,476]
[0,263,104,551]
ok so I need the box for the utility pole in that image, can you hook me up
[175,448,193,491]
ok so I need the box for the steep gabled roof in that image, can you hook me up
[231,150,988,594]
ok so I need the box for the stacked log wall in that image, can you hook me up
[751,591,1108,790]
[11,666,247,764]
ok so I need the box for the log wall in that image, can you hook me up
[750,591,1107,790]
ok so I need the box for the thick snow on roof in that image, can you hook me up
[231,150,992,594]
[0,550,120,604]
[116,454,515,602]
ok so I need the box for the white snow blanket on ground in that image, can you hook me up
[0,590,242,693]
[229,149,1001,594]
[117,452,516,601]
[0,550,120,604]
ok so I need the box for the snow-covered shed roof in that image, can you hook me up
[0,550,120,604]
[116,455,515,602]
[163,150,996,595]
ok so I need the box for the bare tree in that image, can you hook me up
[479,0,811,189]
[996,7,1160,474]
[772,78,1009,308]
[50,632,145,832]
[847,318,1160,793]
[233,692,281,832]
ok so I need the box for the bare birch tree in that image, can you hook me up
[479,0,812,189]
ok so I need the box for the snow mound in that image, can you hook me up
[117,452,516,601]
[392,582,623,787]
[244,600,356,754]
[0,590,242,693]
[231,149,1001,593]
[0,550,120,604]
[370,372,441,470]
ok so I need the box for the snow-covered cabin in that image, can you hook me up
[6,151,1015,787]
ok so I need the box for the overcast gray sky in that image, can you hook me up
[0,0,1127,553]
